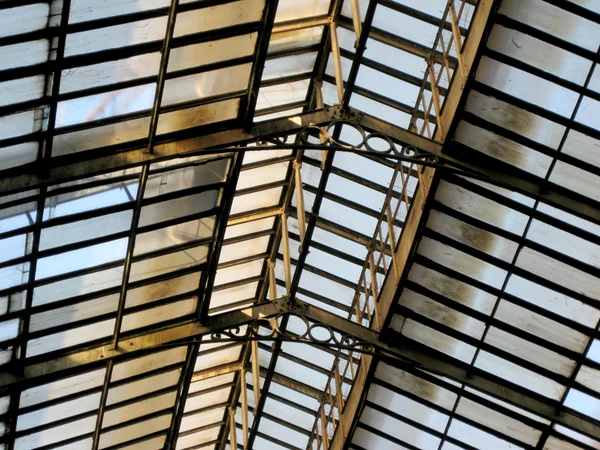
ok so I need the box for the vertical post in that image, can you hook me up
[268,260,277,301]
[362,276,371,323]
[419,91,433,138]
[368,251,379,301]
[328,383,336,430]
[329,20,344,103]
[373,299,382,332]
[320,407,330,450]
[314,81,329,169]
[398,163,411,211]
[386,203,400,278]
[368,251,381,330]
[334,365,345,439]
[428,60,445,137]
[147,0,180,152]
[112,164,149,349]
[416,166,428,203]
[350,0,362,42]
[165,343,200,448]
[281,213,292,293]
[229,407,238,450]
[449,0,467,81]
[439,36,454,85]
[354,293,363,325]
[376,228,388,273]
[293,161,307,245]
[251,340,261,406]
[91,360,113,450]
[240,368,249,450]
[349,352,356,380]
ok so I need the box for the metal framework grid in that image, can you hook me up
[1,1,600,450]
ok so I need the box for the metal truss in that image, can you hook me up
[3,109,600,450]
[3,1,600,445]
[1,115,598,445]
[3,101,600,450]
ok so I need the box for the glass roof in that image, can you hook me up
[1,0,600,450]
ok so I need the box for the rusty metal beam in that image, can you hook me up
[0,302,279,392]
[0,108,336,195]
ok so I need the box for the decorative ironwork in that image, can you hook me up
[209,309,375,354]
[253,117,442,166]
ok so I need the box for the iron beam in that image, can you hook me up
[0,108,336,195]
[329,1,499,449]
[355,109,600,227]
[0,302,279,391]
[298,300,600,443]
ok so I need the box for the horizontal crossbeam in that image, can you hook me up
[0,108,337,195]
[299,301,600,442]
[0,301,279,391]
[356,110,600,227]
[3,294,598,442]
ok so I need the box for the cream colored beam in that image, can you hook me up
[251,340,261,406]
[272,16,330,34]
[325,1,497,449]
[240,368,249,449]
[350,0,362,41]
[191,361,242,383]
[281,213,292,293]
[329,20,345,103]
[228,408,238,449]
[293,161,307,244]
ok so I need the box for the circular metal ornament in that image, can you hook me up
[249,318,277,339]
[298,125,329,145]
[364,132,398,155]
[307,323,337,344]
[282,312,311,339]
[325,119,367,149]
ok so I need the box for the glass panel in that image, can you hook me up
[161,63,252,107]
[499,0,600,52]
[156,98,240,134]
[139,190,219,227]
[53,117,150,156]
[69,0,170,23]
[56,83,156,128]
[0,142,38,171]
[476,56,578,117]
[60,53,161,94]
[168,33,258,72]
[0,76,45,108]
[98,414,171,449]
[0,111,43,142]
[39,210,133,251]
[0,4,50,38]
[488,25,592,85]
[35,238,129,280]
[465,91,566,149]
[65,18,168,56]
[0,39,49,71]
[173,0,265,37]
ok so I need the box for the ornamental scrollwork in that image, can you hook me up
[255,118,439,166]
[210,310,375,354]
